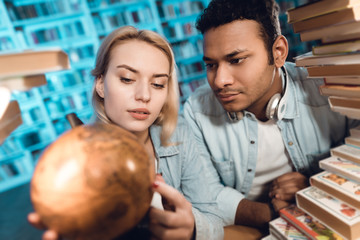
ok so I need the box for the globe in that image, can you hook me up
[30,122,154,240]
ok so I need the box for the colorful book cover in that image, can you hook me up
[310,171,360,208]
[280,204,344,240]
[269,217,308,240]
[319,156,360,183]
[296,186,360,240]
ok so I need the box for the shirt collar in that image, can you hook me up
[150,125,179,158]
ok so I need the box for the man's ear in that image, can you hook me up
[272,35,288,68]
[95,76,105,98]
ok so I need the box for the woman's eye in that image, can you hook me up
[152,83,165,89]
[120,77,133,83]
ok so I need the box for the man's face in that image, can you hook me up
[203,20,276,114]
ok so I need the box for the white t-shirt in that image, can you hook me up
[247,119,293,202]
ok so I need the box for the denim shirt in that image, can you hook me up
[183,62,360,224]
[150,117,242,239]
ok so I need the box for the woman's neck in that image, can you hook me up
[133,130,155,160]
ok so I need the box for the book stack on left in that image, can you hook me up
[0,49,70,191]
[0,48,70,144]
[288,0,360,119]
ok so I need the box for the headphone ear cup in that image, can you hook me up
[265,93,281,120]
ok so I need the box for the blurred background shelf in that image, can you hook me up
[0,2,313,237]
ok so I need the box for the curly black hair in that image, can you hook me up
[196,0,281,64]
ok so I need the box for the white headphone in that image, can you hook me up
[227,66,287,121]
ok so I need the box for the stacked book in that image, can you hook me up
[265,1,360,239]
[0,48,70,144]
[267,133,360,240]
[288,0,360,119]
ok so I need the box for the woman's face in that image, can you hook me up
[96,40,170,135]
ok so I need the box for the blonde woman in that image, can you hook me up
[28,26,240,240]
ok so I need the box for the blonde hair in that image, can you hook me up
[91,26,179,146]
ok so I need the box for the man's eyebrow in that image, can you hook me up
[116,64,138,73]
[203,49,248,61]
[225,49,247,59]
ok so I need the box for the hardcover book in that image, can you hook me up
[296,186,360,240]
[331,144,360,165]
[0,100,22,144]
[346,136,360,148]
[287,0,360,23]
[319,156,360,183]
[312,40,360,55]
[0,74,47,91]
[292,5,360,33]
[328,96,360,119]
[350,126,360,138]
[310,171,360,209]
[0,48,70,79]
[319,84,360,99]
[324,77,360,86]
[269,216,308,240]
[295,51,360,67]
[322,32,360,44]
[300,21,360,42]
[279,204,344,240]
[307,64,360,77]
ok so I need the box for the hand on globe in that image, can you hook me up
[30,123,155,240]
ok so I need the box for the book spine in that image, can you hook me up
[296,187,357,240]
[310,171,360,209]
[279,209,318,239]
[319,156,360,182]
[331,144,360,164]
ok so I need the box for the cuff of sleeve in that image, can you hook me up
[216,186,244,225]
[192,208,224,240]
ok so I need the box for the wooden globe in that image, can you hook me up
[30,122,154,240]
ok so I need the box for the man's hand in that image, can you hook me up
[148,179,195,240]
[269,172,309,202]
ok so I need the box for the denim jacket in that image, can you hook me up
[183,62,360,224]
[150,116,241,239]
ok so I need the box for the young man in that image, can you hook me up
[183,0,360,230]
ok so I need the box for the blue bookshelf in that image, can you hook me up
[0,0,312,192]
[0,0,212,192]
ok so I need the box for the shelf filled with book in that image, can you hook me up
[0,0,214,193]
[88,0,159,37]
[0,0,21,52]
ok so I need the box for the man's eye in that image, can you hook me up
[205,63,215,69]
[230,58,245,64]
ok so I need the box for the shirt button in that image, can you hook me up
[246,113,251,118]
[288,141,293,146]
[248,169,252,172]
[250,140,255,144]
[241,192,245,194]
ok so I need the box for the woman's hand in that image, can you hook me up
[148,177,195,240]
[27,212,60,240]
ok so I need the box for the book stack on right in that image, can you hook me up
[288,0,360,119]
[282,1,360,240]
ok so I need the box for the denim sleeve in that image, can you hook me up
[182,103,243,226]
[177,118,225,239]
[192,207,224,240]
